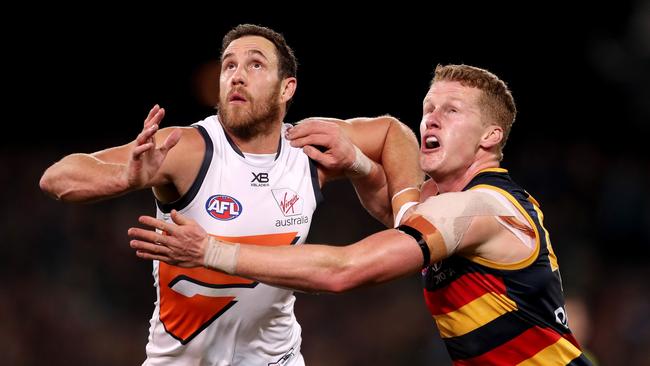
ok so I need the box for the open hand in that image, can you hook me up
[126,105,182,189]
[286,119,357,173]
[128,210,207,267]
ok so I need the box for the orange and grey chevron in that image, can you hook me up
[160,232,298,344]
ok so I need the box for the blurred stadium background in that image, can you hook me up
[4,3,649,365]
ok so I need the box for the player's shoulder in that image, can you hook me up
[416,189,511,218]
[178,126,203,141]
[159,126,205,161]
[157,125,200,136]
[344,114,399,125]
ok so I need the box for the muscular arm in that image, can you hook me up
[40,150,136,202]
[342,116,423,226]
[235,229,423,293]
[39,105,192,203]
[129,190,521,294]
[289,116,423,226]
[128,189,534,295]
[129,211,424,293]
[339,116,422,193]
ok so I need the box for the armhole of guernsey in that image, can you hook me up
[156,125,213,213]
[463,184,541,271]
[308,158,324,205]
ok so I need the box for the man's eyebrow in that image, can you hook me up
[247,49,269,61]
[423,96,466,105]
[221,49,270,63]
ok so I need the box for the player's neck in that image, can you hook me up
[436,157,499,193]
[227,124,282,154]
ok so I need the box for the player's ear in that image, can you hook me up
[480,124,503,150]
[280,77,297,103]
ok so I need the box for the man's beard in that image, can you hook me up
[217,87,282,141]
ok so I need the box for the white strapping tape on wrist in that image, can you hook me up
[204,237,240,274]
[346,145,373,178]
[391,186,420,227]
[391,187,419,202]
[394,201,419,227]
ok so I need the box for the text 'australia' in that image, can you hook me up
[275,216,309,227]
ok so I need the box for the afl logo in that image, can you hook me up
[205,194,242,221]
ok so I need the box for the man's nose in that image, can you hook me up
[423,114,441,130]
[230,66,246,86]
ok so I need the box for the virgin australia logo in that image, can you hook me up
[272,188,303,217]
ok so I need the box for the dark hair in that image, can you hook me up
[221,24,297,80]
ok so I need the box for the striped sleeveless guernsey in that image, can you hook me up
[422,168,592,365]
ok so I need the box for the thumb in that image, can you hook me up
[302,145,328,163]
[160,128,182,153]
[171,209,193,225]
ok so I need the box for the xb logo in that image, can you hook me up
[251,172,269,183]
[251,172,270,187]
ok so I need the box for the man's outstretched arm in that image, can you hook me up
[39,105,182,202]
[128,210,425,293]
[128,194,512,294]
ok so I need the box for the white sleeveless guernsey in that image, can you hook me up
[144,115,322,366]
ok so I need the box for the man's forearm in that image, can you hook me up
[349,161,392,227]
[129,212,424,294]
[381,118,423,200]
[343,116,423,226]
[352,118,423,226]
[40,153,131,203]
[232,229,422,293]
[233,243,350,293]
[380,118,423,225]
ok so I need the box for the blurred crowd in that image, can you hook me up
[2,136,648,365]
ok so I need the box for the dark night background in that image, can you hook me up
[3,3,649,365]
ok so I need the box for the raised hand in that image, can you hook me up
[129,210,208,267]
[286,119,358,174]
[126,105,182,189]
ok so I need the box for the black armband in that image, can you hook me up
[396,224,430,268]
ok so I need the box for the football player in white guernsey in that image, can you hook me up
[40,24,422,365]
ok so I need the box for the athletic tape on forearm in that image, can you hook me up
[346,145,373,178]
[391,187,420,227]
[394,201,418,227]
[204,237,240,274]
